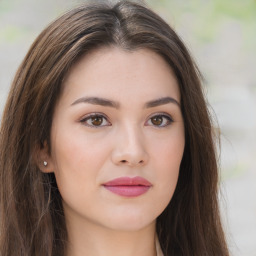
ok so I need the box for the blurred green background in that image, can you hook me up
[0,0,256,255]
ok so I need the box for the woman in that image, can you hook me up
[0,1,230,255]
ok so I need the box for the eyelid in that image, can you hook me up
[80,112,111,127]
[79,112,173,128]
[145,112,174,127]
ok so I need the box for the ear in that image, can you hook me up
[34,141,55,173]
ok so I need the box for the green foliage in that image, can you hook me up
[0,26,24,43]
[0,0,19,15]
[146,0,256,51]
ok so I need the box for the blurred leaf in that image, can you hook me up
[0,26,24,43]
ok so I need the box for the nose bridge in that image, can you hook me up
[111,122,148,166]
[124,123,144,151]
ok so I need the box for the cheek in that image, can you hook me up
[51,126,110,173]
[50,127,112,201]
[151,126,184,168]
[50,128,112,214]
[150,129,185,199]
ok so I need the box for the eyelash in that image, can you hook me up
[80,113,173,128]
[80,113,110,128]
[145,113,173,127]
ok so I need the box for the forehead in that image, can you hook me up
[61,46,180,105]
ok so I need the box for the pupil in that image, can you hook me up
[92,116,102,126]
[152,116,162,125]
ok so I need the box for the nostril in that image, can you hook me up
[119,159,144,165]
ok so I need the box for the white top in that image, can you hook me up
[156,237,164,256]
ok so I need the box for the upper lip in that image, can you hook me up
[103,176,152,186]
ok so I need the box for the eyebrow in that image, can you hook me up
[71,97,120,108]
[71,96,180,108]
[144,97,180,108]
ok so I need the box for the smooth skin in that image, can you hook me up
[39,47,185,256]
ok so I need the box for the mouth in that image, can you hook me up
[102,176,152,197]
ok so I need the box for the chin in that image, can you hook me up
[101,211,157,232]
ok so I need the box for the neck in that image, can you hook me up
[65,215,157,256]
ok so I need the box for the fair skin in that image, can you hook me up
[39,47,185,256]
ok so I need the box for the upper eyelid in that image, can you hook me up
[79,113,111,128]
[80,112,109,121]
[79,112,174,124]
[147,112,173,120]
[144,113,174,128]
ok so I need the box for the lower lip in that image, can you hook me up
[103,185,151,197]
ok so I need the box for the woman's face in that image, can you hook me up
[46,47,185,231]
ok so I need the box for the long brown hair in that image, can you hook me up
[0,1,229,255]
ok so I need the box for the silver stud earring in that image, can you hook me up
[43,161,48,167]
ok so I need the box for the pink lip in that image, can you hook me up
[103,176,152,197]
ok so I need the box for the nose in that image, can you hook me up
[111,126,149,167]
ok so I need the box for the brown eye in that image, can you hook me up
[81,114,110,127]
[146,114,173,127]
[151,116,163,126]
[91,116,103,126]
